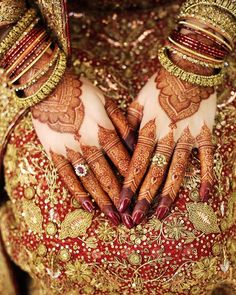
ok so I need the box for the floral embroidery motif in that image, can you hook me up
[22,200,43,234]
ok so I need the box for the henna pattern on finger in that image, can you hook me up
[105,98,135,150]
[196,123,214,200]
[138,131,175,203]
[123,119,157,194]
[50,150,90,206]
[127,101,144,130]
[155,67,214,127]
[66,147,112,211]
[161,127,195,201]
[31,72,85,133]
[98,125,130,177]
[81,145,121,208]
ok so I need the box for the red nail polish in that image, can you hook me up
[200,183,211,202]
[132,211,144,224]
[108,212,120,226]
[123,215,134,229]
[156,207,169,220]
[83,201,94,213]
[119,198,131,213]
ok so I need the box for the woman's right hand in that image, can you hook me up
[19,53,135,228]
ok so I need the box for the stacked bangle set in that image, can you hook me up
[0,8,67,109]
[158,0,236,87]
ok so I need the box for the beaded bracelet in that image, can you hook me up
[13,50,67,108]
[166,45,225,69]
[158,47,224,87]
[0,9,37,58]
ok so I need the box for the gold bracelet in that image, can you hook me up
[13,46,60,90]
[0,9,37,59]
[158,47,224,87]
[166,45,225,69]
[11,41,53,84]
[13,50,67,108]
[0,0,26,27]
[180,0,236,19]
[168,37,224,64]
[178,20,233,52]
[179,8,235,47]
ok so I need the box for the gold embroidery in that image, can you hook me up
[59,249,71,262]
[37,244,47,257]
[186,203,220,234]
[59,209,93,240]
[128,252,142,266]
[24,187,36,200]
[22,200,43,234]
[46,222,57,236]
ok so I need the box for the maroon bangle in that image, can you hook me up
[4,29,46,72]
[180,26,230,54]
[171,31,227,59]
[1,27,41,68]
[7,34,48,77]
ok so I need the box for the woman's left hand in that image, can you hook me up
[119,56,217,225]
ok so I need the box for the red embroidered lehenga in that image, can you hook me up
[0,1,235,294]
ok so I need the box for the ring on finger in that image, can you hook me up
[152,153,167,167]
[74,163,89,177]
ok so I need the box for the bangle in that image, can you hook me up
[0,9,37,58]
[171,32,227,59]
[13,46,60,90]
[168,37,225,64]
[180,25,230,53]
[166,45,225,69]
[180,0,236,20]
[158,47,225,87]
[11,41,52,84]
[13,50,67,108]
[179,1,236,46]
[178,20,233,52]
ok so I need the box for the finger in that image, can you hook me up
[81,144,121,209]
[66,147,120,226]
[196,124,214,202]
[127,100,144,131]
[156,127,195,220]
[105,98,136,152]
[98,125,131,177]
[132,132,175,225]
[121,209,134,229]
[119,119,157,213]
[50,150,95,213]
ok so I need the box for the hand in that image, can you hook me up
[119,56,217,225]
[20,52,135,228]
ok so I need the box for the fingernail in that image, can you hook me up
[123,215,134,229]
[125,130,136,152]
[156,207,169,220]
[132,211,144,225]
[108,212,121,226]
[83,201,94,213]
[119,198,131,213]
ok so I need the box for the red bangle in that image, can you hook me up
[180,26,230,54]
[1,27,41,67]
[171,31,227,59]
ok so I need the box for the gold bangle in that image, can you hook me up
[158,47,225,87]
[178,20,233,52]
[180,0,236,19]
[11,41,53,84]
[6,31,48,75]
[13,50,67,108]
[168,36,224,64]
[0,9,37,58]
[166,45,225,69]
[13,47,60,90]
